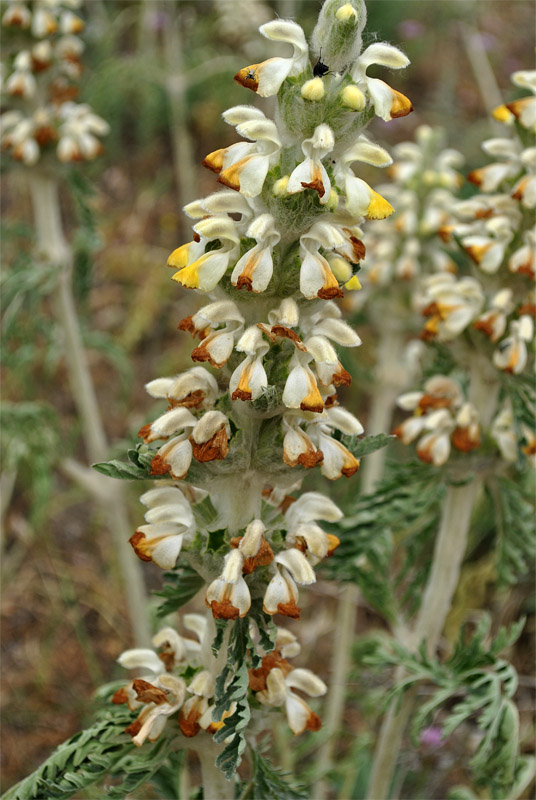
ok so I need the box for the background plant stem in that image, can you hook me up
[29,170,151,647]
[366,361,500,800]
[315,324,406,798]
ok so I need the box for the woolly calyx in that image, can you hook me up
[311,0,367,74]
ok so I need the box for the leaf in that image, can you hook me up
[92,459,149,480]
[211,616,251,779]
[247,750,308,800]
[341,432,396,458]
[324,459,445,618]
[447,787,478,800]
[506,374,536,437]
[2,705,173,800]
[366,613,526,796]
[155,564,205,617]
[491,475,536,585]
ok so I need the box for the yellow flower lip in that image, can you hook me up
[345,275,362,290]
[167,242,191,270]
[492,104,514,124]
[367,191,395,220]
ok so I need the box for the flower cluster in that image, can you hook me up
[113,615,326,744]
[1,0,108,164]
[354,125,463,293]
[122,0,412,747]
[392,71,535,467]
[394,376,480,466]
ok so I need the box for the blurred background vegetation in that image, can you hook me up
[1,0,534,795]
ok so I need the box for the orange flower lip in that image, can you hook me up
[234,65,260,92]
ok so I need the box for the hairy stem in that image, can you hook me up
[366,362,499,800]
[29,171,150,647]
[315,325,406,798]
[197,741,235,800]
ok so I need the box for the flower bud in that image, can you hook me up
[311,0,367,74]
[301,77,325,101]
[340,84,365,111]
[273,176,290,196]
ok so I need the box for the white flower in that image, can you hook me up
[130,486,196,568]
[145,367,219,410]
[461,215,515,274]
[123,674,186,747]
[178,300,245,368]
[351,42,412,121]
[474,289,514,342]
[509,229,536,278]
[306,406,363,479]
[415,409,455,466]
[287,125,335,204]
[114,644,187,746]
[493,316,534,374]
[229,326,269,402]
[206,572,251,619]
[491,406,518,462]
[169,216,240,291]
[56,103,109,162]
[234,20,309,97]
[283,352,325,413]
[263,566,301,618]
[467,138,522,192]
[256,666,326,735]
[335,136,395,219]
[231,213,280,292]
[417,274,484,341]
[2,3,31,28]
[212,113,282,197]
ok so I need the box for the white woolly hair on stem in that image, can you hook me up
[28,170,151,647]
[366,361,500,800]
[315,323,407,799]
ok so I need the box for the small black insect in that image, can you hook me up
[245,68,257,82]
[313,49,329,78]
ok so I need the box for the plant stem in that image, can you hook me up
[29,170,150,647]
[162,4,198,233]
[315,324,406,798]
[197,740,235,800]
[366,362,499,800]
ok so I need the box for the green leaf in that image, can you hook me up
[211,617,251,779]
[155,564,205,617]
[246,750,308,800]
[93,443,163,481]
[2,705,173,800]
[364,614,526,797]
[324,459,445,618]
[92,459,149,480]
[491,475,536,585]
[341,432,396,458]
[447,787,478,800]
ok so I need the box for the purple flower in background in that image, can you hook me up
[420,725,444,749]
[397,19,426,39]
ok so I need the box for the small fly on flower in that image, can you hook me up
[313,50,330,78]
